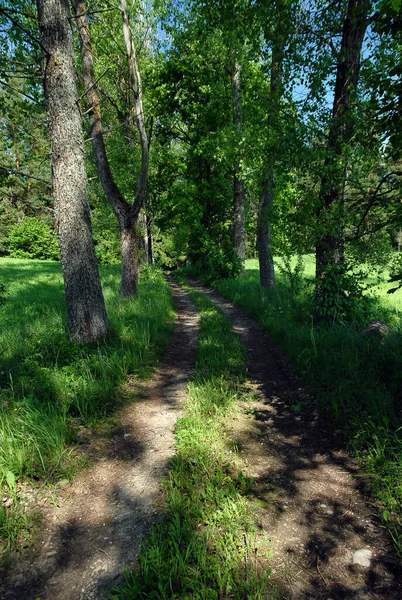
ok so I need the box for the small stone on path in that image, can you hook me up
[352,549,372,567]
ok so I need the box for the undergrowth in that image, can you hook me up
[208,260,402,557]
[111,277,276,599]
[0,259,174,558]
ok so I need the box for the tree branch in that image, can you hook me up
[0,165,51,186]
[0,79,44,105]
[76,68,111,105]
[0,7,43,49]
[355,171,402,238]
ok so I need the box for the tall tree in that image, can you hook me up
[37,0,109,342]
[315,0,370,304]
[256,36,284,288]
[231,61,246,266]
[73,0,149,296]
[256,0,295,288]
[120,0,150,293]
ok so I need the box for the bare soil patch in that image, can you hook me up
[189,279,402,600]
[0,280,199,600]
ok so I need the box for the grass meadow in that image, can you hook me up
[0,258,174,556]
[210,256,402,556]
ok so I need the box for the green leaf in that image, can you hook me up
[6,470,16,493]
[391,0,401,11]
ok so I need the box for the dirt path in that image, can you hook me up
[2,278,401,600]
[0,280,199,600]
[189,279,402,600]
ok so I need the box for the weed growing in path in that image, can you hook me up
[112,278,276,599]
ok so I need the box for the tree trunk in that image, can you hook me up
[147,213,154,266]
[231,62,246,266]
[120,220,139,297]
[120,0,149,210]
[257,36,284,288]
[316,0,369,285]
[140,209,149,265]
[74,0,148,297]
[257,169,276,287]
[37,0,108,343]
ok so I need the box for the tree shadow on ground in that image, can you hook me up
[193,282,402,600]
[0,279,198,600]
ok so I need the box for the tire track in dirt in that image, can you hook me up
[0,279,199,600]
[189,279,401,600]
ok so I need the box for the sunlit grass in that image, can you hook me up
[112,277,276,599]
[211,256,402,556]
[0,258,174,555]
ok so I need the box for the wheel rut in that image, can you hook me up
[1,279,199,600]
[189,279,402,600]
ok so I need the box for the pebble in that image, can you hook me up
[352,549,372,567]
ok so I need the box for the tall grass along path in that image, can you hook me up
[187,278,402,600]
[0,280,199,600]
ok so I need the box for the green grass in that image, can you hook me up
[208,257,402,556]
[0,258,174,557]
[111,277,276,600]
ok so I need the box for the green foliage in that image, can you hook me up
[388,253,402,294]
[276,252,306,299]
[314,263,374,325]
[0,258,174,554]
[94,236,121,265]
[6,217,59,260]
[188,231,242,284]
[112,280,275,599]
[152,228,188,269]
[90,199,121,265]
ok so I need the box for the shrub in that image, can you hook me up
[188,231,242,284]
[314,263,373,325]
[94,236,120,265]
[7,217,59,260]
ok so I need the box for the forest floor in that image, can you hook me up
[1,278,401,600]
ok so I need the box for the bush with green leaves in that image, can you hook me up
[314,263,373,325]
[6,217,59,260]
[188,231,242,284]
[388,253,402,294]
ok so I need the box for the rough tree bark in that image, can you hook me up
[37,0,108,342]
[257,38,284,288]
[315,0,370,285]
[257,169,276,288]
[231,62,246,267]
[74,0,149,297]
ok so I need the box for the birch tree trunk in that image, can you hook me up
[37,0,108,342]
